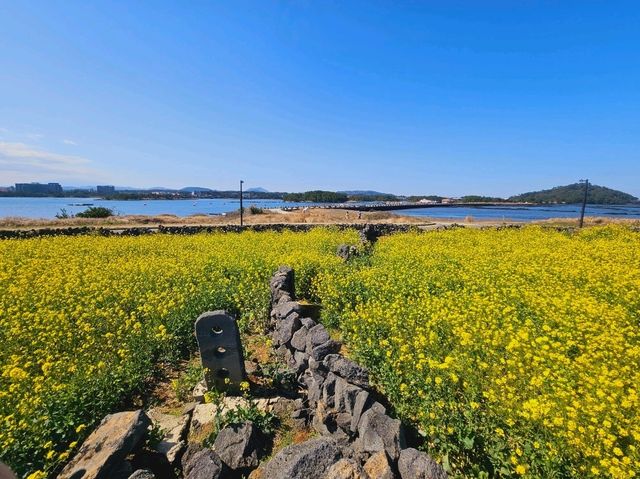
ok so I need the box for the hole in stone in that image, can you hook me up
[211,326,223,335]
[215,346,226,356]
[216,368,230,379]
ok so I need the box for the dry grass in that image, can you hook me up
[0,208,433,229]
[0,214,189,229]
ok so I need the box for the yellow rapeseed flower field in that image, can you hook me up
[0,229,357,477]
[314,226,640,478]
[2,226,638,478]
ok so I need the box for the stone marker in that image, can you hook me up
[195,311,246,393]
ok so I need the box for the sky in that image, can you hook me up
[1,1,639,197]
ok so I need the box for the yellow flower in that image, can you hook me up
[2,226,639,478]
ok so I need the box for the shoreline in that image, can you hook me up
[0,207,637,234]
[0,207,524,230]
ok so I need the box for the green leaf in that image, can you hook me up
[462,435,475,450]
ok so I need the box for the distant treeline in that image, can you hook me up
[459,195,506,203]
[283,190,348,203]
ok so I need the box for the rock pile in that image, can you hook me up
[57,397,284,479]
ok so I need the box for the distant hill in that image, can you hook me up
[247,187,269,193]
[509,183,638,204]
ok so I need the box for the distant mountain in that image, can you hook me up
[509,183,638,204]
[247,187,269,193]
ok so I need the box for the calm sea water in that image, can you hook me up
[0,197,639,221]
[0,197,296,219]
[400,204,640,221]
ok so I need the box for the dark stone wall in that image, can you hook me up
[0,223,420,240]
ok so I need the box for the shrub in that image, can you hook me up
[202,383,277,447]
[75,206,114,218]
[55,208,70,219]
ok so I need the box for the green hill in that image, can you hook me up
[509,183,638,204]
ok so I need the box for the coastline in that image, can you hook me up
[0,207,637,233]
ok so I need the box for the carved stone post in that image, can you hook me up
[195,310,246,393]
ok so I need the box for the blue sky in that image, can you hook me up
[1,1,639,197]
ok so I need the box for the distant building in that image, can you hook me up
[15,182,63,195]
[97,185,115,195]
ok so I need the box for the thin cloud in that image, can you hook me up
[25,133,44,141]
[62,139,78,145]
[0,141,97,181]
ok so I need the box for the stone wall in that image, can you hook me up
[0,222,596,240]
[0,223,418,240]
[257,266,448,479]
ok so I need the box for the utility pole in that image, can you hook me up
[579,179,589,228]
[240,180,244,226]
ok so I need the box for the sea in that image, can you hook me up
[0,197,639,222]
